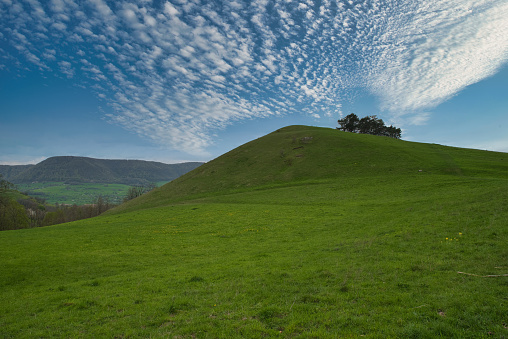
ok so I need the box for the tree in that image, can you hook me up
[384,125,402,139]
[17,197,46,227]
[337,114,401,139]
[337,113,360,132]
[123,183,157,203]
[0,174,16,193]
[0,175,29,230]
[42,210,65,226]
[0,199,30,230]
[124,186,145,202]
[95,195,105,215]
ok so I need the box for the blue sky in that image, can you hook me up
[1,0,507,165]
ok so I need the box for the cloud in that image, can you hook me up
[366,0,508,115]
[0,156,46,166]
[89,0,113,18]
[0,0,507,155]
[58,60,74,78]
[164,1,179,17]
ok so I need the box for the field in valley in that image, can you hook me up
[16,181,169,205]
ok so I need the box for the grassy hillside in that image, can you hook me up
[114,125,507,213]
[1,126,507,338]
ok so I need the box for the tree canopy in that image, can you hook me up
[337,113,401,139]
[0,174,15,193]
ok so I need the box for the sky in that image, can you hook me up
[0,0,507,165]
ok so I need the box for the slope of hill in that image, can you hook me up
[1,156,203,185]
[113,125,507,213]
[0,164,34,181]
[1,126,507,338]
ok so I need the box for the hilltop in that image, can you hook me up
[0,156,203,185]
[114,125,507,213]
[1,126,507,337]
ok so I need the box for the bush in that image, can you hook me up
[0,198,30,231]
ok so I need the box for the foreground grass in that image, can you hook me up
[1,173,507,338]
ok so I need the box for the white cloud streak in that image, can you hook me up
[366,1,508,118]
[1,0,507,154]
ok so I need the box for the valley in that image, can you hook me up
[15,181,169,205]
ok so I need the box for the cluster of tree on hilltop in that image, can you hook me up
[337,113,401,139]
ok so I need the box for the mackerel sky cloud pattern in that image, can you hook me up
[1,0,507,155]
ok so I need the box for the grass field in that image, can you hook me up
[1,126,507,337]
[16,181,169,205]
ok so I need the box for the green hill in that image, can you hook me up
[113,125,507,213]
[1,156,203,185]
[1,126,507,338]
[0,164,33,181]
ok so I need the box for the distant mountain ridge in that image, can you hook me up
[0,164,33,180]
[0,156,204,185]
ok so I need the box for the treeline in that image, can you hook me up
[1,194,116,231]
[0,174,27,230]
[337,113,401,139]
[0,175,157,231]
[123,183,157,202]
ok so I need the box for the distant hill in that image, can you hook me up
[0,165,34,181]
[0,156,204,185]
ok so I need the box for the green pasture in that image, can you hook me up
[16,181,168,205]
[15,182,130,205]
[1,126,507,337]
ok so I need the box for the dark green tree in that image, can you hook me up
[0,175,30,230]
[123,183,157,203]
[0,199,30,230]
[0,174,16,193]
[124,186,145,202]
[337,113,360,132]
[42,210,65,226]
[358,115,385,135]
[384,125,402,139]
[337,114,401,139]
